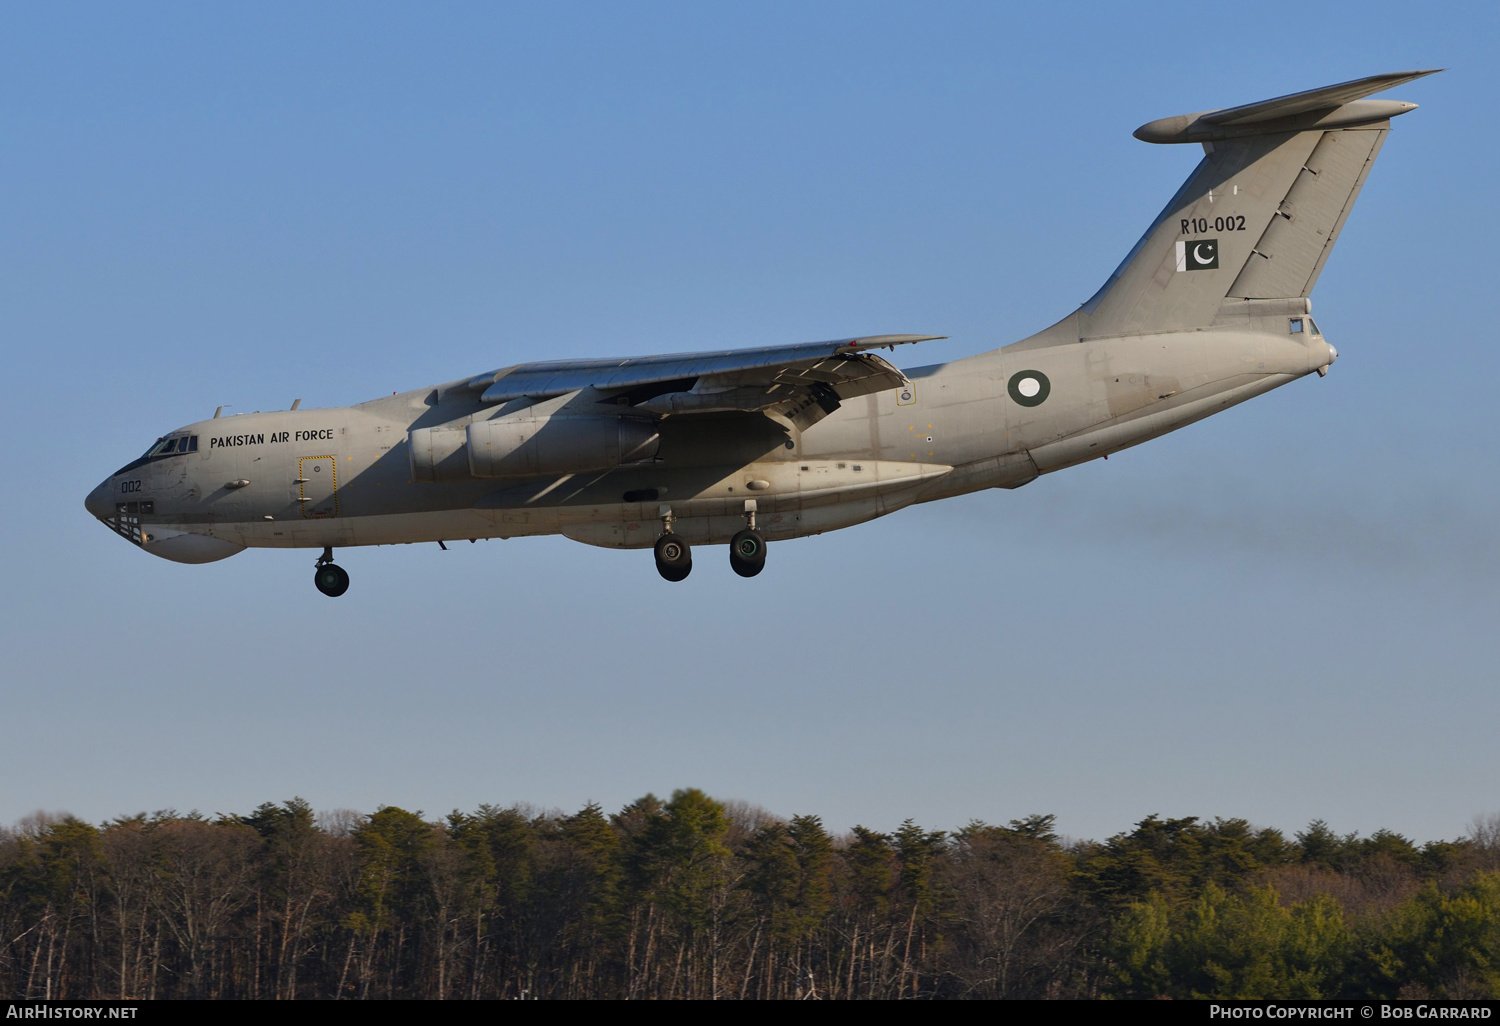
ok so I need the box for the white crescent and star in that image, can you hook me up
[1194,243,1215,264]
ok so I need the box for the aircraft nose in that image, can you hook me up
[1315,340,1338,377]
[85,479,113,520]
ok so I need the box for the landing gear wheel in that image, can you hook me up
[314,563,350,597]
[729,528,766,578]
[654,534,692,582]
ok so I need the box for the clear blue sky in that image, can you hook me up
[3,1,1495,844]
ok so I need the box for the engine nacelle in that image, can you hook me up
[409,415,660,482]
[409,426,469,483]
[468,415,659,477]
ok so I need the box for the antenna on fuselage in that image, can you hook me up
[213,406,225,419]
[291,399,302,410]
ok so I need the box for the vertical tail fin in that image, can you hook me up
[1041,71,1438,343]
[1226,127,1388,299]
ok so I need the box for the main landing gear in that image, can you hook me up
[730,499,765,578]
[654,533,692,582]
[652,502,766,582]
[313,546,350,597]
[654,507,692,582]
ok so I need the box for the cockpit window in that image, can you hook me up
[1308,318,1322,336]
[1289,318,1305,334]
[139,435,198,460]
[115,435,196,476]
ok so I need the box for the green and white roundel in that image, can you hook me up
[1007,369,1050,407]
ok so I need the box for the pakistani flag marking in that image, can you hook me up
[1174,238,1219,272]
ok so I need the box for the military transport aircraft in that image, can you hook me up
[86,70,1437,596]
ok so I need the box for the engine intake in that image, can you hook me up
[409,426,469,483]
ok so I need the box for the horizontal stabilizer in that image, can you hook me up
[1135,69,1440,144]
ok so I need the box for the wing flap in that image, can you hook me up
[633,351,912,416]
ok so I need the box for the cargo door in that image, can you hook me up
[298,455,339,518]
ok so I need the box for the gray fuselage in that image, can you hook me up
[86,321,1336,565]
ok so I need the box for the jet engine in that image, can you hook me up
[409,415,659,482]
[408,426,470,482]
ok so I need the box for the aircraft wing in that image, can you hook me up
[460,334,944,418]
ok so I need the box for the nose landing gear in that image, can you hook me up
[313,547,350,597]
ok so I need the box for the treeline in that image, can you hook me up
[2,792,1498,1000]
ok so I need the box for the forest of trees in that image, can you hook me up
[3,792,1497,1000]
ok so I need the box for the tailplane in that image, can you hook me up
[1023,70,1439,344]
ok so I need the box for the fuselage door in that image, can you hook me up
[298,455,339,518]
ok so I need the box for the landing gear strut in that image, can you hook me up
[313,546,350,597]
[654,506,692,582]
[729,499,766,578]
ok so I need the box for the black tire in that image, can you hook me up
[654,534,692,582]
[314,563,350,597]
[658,562,691,583]
[729,529,766,578]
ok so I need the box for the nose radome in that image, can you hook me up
[85,479,112,520]
[1314,340,1338,377]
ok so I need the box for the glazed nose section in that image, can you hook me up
[85,479,113,520]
